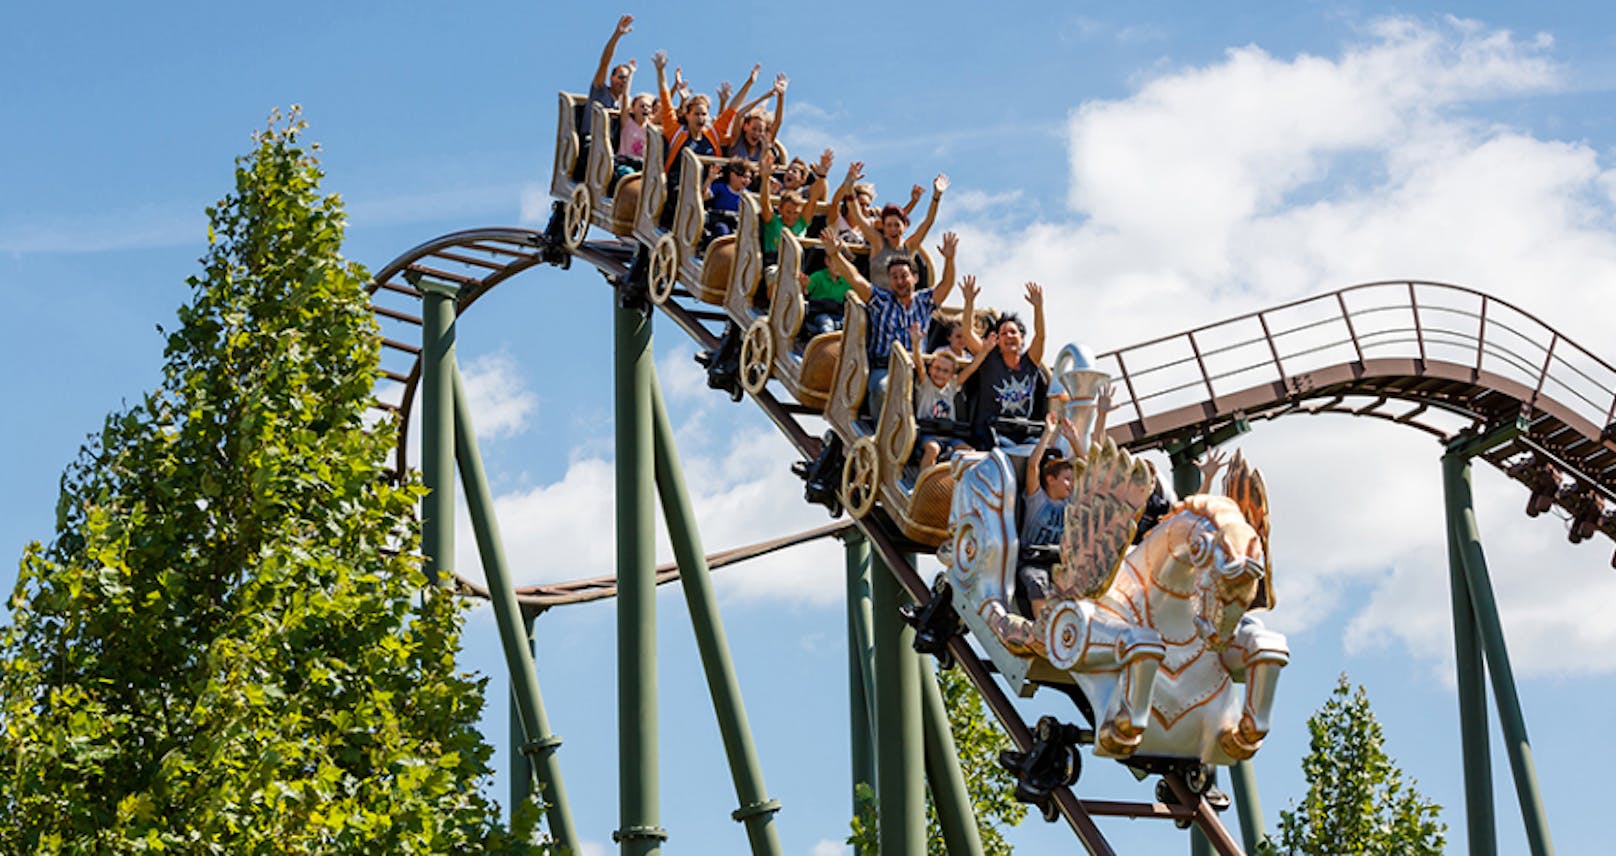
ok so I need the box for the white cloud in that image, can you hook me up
[520,183,553,225]
[946,188,1025,215]
[450,376,846,607]
[811,838,848,856]
[940,16,1616,676]
[0,204,199,254]
[460,351,538,439]
[344,182,528,228]
[455,16,1616,678]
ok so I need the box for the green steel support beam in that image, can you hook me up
[419,278,458,586]
[844,533,876,816]
[1165,417,1251,495]
[648,375,783,856]
[614,302,664,854]
[509,608,536,824]
[1443,449,1555,856]
[1170,448,1264,854]
[872,553,925,856]
[1446,492,1495,856]
[920,660,986,856]
[453,364,578,851]
[1227,760,1265,853]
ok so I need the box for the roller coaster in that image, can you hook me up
[356,79,1616,855]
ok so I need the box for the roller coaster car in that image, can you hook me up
[812,294,955,545]
[729,213,936,408]
[939,443,1290,766]
[550,92,594,250]
[634,148,712,305]
[550,94,650,248]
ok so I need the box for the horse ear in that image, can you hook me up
[1222,450,1275,609]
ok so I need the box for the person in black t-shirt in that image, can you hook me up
[959,274,1049,448]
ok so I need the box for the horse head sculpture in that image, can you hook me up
[942,440,1290,766]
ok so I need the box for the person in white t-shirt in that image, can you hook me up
[910,321,986,469]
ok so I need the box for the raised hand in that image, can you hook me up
[909,322,924,349]
[844,160,866,186]
[960,274,979,302]
[652,50,668,72]
[760,144,776,175]
[938,231,959,259]
[933,174,950,195]
[718,80,733,102]
[773,72,790,94]
[1024,281,1044,308]
[615,14,634,37]
[817,147,835,175]
[626,58,637,73]
[1096,382,1118,413]
[909,184,925,205]
[706,162,722,183]
[1198,448,1230,491]
[797,271,811,288]
[1059,413,1083,446]
[748,63,762,83]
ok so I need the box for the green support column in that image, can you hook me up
[648,376,783,856]
[1168,446,1203,503]
[510,608,535,822]
[1447,502,1494,856]
[419,278,458,586]
[872,554,924,856]
[614,301,664,855]
[845,533,876,815]
[1170,446,1264,854]
[453,365,578,852]
[1443,452,1555,856]
[1226,763,1264,853]
[920,660,986,856]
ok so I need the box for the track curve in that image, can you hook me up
[1094,280,1616,546]
[371,251,1616,555]
[363,227,1616,853]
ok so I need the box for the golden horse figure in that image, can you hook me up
[941,426,1288,767]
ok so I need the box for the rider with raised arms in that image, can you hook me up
[823,230,959,420]
[960,275,1049,449]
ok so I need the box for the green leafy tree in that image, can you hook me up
[849,664,1027,854]
[1260,675,1445,855]
[0,110,531,853]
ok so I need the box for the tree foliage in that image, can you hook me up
[849,663,1027,854]
[1260,675,1445,855]
[0,110,528,853]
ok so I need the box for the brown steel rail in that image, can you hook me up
[364,226,1192,855]
[1096,280,1616,546]
[358,230,1616,854]
[450,520,854,610]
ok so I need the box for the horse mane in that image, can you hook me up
[1174,493,1246,529]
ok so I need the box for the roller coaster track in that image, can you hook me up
[365,226,1616,853]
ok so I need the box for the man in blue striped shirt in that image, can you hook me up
[824,230,958,420]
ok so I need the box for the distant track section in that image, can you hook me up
[1094,281,1616,547]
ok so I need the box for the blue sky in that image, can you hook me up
[8,3,1616,853]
